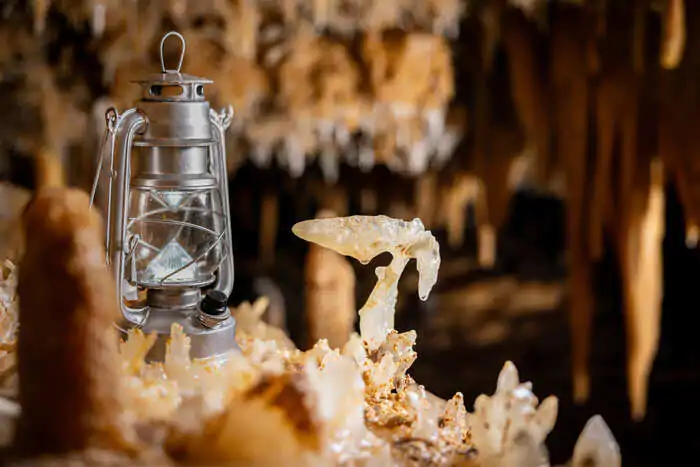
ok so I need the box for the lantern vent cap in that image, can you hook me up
[134,72,213,86]
[134,31,213,102]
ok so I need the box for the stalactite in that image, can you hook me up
[35,148,64,189]
[502,7,551,185]
[633,0,647,75]
[480,1,503,75]
[480,125,524,269]
[660,0,685,69]
[253,277,287,332]
[584,1,604,77]
[217,0,260,60]
[361,32,458,174]
[621,160,664,421]
[589,1,664,419]
[6,1,468,182]
[472,18,494,266]
[590,77,614,262]
[29,63,88,179]
[550,4,592,404]
[32,0,50,35]
[660,0,700,250]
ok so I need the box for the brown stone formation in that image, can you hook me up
[304,210,357,349]
[14,156,137,457]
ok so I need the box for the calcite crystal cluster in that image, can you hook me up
[0,214,619,466]
[0,261,18,388]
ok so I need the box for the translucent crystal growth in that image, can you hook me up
[0,261,18,345]
[143,240,198,284]
[572,416,621,467]
[293,215,440,349]
[470,361,558,464]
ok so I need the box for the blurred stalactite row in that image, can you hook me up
[0,0,691,422]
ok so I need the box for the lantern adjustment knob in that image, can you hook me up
[197,290,230,329]
[201,290,228,315]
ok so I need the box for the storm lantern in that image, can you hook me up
[91,31,237,362]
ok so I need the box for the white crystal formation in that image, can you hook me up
[469,361,558,466]
[293,215,440,350]
[571,416,621,467]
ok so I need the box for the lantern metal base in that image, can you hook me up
[118,308,239,364]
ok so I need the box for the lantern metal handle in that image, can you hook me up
[210,106,235,297]
[107,108,149,326]
[160,31,186,74]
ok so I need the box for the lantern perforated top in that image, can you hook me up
[135,32,213,103]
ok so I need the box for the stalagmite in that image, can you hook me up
[470,361,557,466]
[660,0,685,69]
[359,188,378,214]
[571,415,621,467]
[415,172,438,229]
[444,173,480,251]
[303,210,356,349]
[14,155,139,458]
[35,148,64,189]
[478,224,497,269]
[550,5,592,404]
[260,191,279,268]
[686,224,699,248]
[322,187,349,218]
[253,277,287,332]
[478,127,524,269]
[219,0,260,60]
